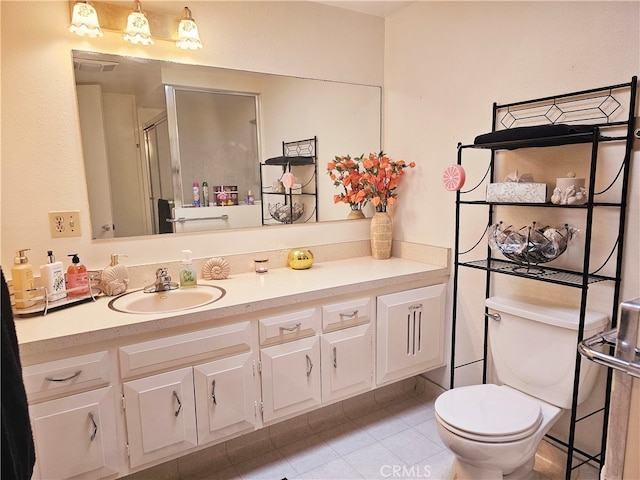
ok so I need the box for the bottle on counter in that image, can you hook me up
[193,182,201,207]
[40,250,66,302]
[247,190,255,205]
[202,182,210,207]
[179,249,198,288]
[12,248,35,309]
[67,253,89,297]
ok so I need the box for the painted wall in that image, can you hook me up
[1,0,638,473]
[383,0,639,470]
[0,1,384,270]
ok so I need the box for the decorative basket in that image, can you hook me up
[488,221,578,266]
[269,203,305,223]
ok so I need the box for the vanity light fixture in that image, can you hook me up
[123,0,153,46]
[176,7,203,50]
[68,1,203,50]
[69,1,103,38]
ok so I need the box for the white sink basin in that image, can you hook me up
[108,285,225,314]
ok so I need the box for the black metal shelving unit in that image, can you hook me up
[450,78,637,478]
[259,136,318,225]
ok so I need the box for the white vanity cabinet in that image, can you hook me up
[122,368,197,468]
[259,298,375,421]
[320,297,374,403]
[118,321,258,468]
[376,284,446,385]
[193,352,258,445]
[25,352,119,480]
[258,308,321,423]
[16,255,450,479]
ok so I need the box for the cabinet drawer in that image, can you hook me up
[23,351,110,403]
[120,322,252,378]
[322,297,372,332]
[259,308,319,347]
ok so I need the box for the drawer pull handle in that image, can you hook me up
[45,370,82,382]
[88,412,98,442]
[280,323,301,333]
[339,310,358,319]
[306,354,313,377]
[333,347,337,368]
[173,390,182,417]
[211,379,217,405]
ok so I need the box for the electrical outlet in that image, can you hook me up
[49,211,82,238]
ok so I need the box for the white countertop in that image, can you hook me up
[16,256,448,357]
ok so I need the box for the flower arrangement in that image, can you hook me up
[327,152,416,213]
[326,154,368,209]
[361,152,415,212]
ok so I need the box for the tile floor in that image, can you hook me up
[125,378,600,480]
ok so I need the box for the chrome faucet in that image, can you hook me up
[144,267,178,293]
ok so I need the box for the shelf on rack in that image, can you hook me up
[459,258,614,287]
[458,200,623,208]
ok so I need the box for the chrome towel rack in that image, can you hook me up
[579,298,640,379]
[167,215,229,224]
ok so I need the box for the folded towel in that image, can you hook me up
[474,124,596,147]
[264,155,314,166]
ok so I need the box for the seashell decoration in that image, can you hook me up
[99,264,129,296]
[203,257,231,280]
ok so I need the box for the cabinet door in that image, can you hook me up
[29,386,118,480]
[260,336,321,423]
[194,353,257,445]
[377,284,446,385]
[321,323,373,403]
[123,367,197,468]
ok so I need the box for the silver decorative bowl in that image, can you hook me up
[269,203,305,223]
[488,222,577,265]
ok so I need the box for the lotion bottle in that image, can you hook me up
[12,248,35,309]
[40,250,66,302]
[179,250,197,287]
[247,190,255,205]
[67,253,89,297]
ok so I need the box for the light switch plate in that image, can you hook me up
[49,211,81,238]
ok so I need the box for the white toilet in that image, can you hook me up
[434,295,608,479]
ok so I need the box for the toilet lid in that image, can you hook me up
[435,384,542,443]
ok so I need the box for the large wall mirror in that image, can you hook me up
[72,51,381,239]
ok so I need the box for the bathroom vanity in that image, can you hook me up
[15,255,448,479]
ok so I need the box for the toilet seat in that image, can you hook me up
[435,384,543,443]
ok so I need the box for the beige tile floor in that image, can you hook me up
[126,379,600,480]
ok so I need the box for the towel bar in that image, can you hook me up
[578,298,640,379]
[167,215,229,223]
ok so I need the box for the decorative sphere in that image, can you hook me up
[288,248,314,270]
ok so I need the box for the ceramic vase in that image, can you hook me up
[370,211,392,259]
[347,205,366,220]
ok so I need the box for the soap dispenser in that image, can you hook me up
[179,250,198,287]
[12,248,35,309]
[40,250,66,302]
[67,254,89,297]
[100,254,129,296]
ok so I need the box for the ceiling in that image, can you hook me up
[315,1,414,17]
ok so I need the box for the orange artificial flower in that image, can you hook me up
[360,151,415,212]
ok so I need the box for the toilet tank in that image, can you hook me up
[486,295,609,409]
